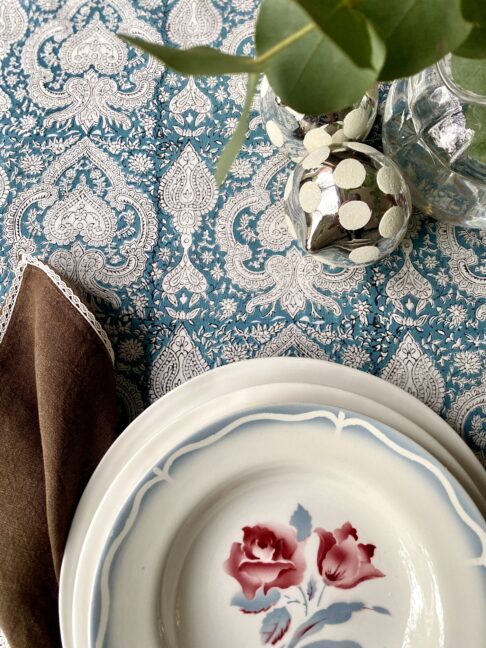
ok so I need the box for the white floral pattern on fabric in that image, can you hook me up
[0,0,484,463]
[22,0,163,131]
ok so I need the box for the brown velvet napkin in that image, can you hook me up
[0,259,118,647]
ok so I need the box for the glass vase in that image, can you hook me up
[383,56,486,229]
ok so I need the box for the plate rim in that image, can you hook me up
[60,358,486,647]
[91,405,486,648]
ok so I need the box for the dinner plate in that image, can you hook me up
[60,359,486,647]
[88,405,486,648]
[69,383,486,648]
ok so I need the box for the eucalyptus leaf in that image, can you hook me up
[120,35,260,75]
[451,55,486,164]
[454,26,486,59]
[451,55,486,95]
[460,0,486,23]
[455,0,486,59]
[359,0,472,80]
[465,105,486,163]
[255,0,385,115]
[291,0,375,69]
[216,73,258,185]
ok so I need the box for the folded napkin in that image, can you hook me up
[0,257,118,647]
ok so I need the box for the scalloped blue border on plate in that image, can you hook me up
[90,404,486,647]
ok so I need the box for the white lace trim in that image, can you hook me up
[0,254,114,363]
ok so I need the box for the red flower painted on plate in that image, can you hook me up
[315,522,385,589]
[224,524,306,599]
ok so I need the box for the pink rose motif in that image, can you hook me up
[224,524,306,599]
[315,522,385,589]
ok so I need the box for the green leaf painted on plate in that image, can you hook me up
[359,0,472,80]
[120,35,260,75]
[215,73,258,186]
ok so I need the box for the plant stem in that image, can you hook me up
[256,23,315,64]
[298,586,308,616]
[317,583,326,607]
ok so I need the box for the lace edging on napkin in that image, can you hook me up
[0,254,114,363]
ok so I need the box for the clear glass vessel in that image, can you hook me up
[383,56,486,229]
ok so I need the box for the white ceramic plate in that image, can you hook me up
[69,383,486,648]
[89,405,486,648]
[60,359,486,647]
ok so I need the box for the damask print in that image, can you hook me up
[0,0,484,470]
[167,0,222,47]
[0,0,27,58]
[216,157,366,317]
[149,325,209,399]
[4,138,157,305]
[380,333,446,413]
[21,0,163,131]
[159,142,217,298]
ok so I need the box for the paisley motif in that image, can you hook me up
[257,202,293,252]
[0,0,27,58]
[437,224,486,298]
[169,77,212,127]
[0,87,11,115]
[149,325,209,398]
[4,139,157,305]
[0,167,9,208]
[448,377,486,437]
[44,179,116,247]
[167,0,222,47]
[59,18,128,75]
[386,239,433,321]
[169,77,211,116]
[222,21,256,107]
[159,143,217,295]
[381,333,445,414]
[21,0,163,130]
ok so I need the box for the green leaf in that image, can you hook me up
[359,0,472,80]
[120,35,259,75]
[455,0,486,58]
[291,0,375,69]
[255,0,385,115]
[451,55,486,95]
[465,105,486,163]
[454,26,486,59]
[460,0,486,23]
[451,55,486,163]
[216,73,258,186]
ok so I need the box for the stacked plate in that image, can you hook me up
[60,358,486,648]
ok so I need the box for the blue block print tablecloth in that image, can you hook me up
[0,0,485,469]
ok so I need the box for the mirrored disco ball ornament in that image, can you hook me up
[260,76,378,160]
[284,142,411,267]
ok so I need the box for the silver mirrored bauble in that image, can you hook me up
[260,76,378,160]
[284,142,411,267]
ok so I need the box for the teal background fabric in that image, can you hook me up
[0,0,485,469]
